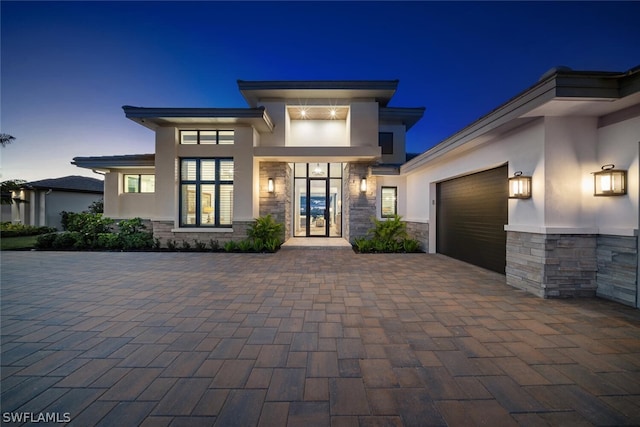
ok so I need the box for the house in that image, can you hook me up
[9,175,104,230]
[72,80,425,245]
[73,68,640,307]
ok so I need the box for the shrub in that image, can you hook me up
[264,237,280,253]
[353,236,372,253]
[237,239,253,252]
[166,239,177,251]
[208,239,220,251]
[252,238,265,252]
[35,232,57,249]
[52,232,81,250]
[180,240,192,251]
[97,233,121,250]
[403,239,421,253]
[247,214,284,243]
[193,240,207,251]
[63,212,113,234]
[223,240,237,252]
[1,223,56,237]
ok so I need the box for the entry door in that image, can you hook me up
[308,178,329,236]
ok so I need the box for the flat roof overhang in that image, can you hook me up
[402,66,640,174]
[122,106,274,132]
[253,146,381,162]
[72,154,155,173]
[379,107,426,130]
[238,80,399,107]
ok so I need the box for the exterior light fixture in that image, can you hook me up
[299,109,307,118]
[360,177,367,193]
[329,108,337,118]
[508,171,532,199]
[267,178,275,193]
[593,164,626,196]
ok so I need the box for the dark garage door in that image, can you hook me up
[436,165,508,274]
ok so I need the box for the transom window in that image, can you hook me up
[180,158,233,227]
[124,174,155,193]
[180,130,234,145]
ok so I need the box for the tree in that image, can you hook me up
[0,133,16,147]
[1,179,28,205]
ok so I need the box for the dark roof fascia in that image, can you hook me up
[122,106,274,131]
[402,66,639,174]
[72,154,155,169]
[379,107,426,130]
[237,80,399,92]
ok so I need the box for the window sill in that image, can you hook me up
[171,228,233,233]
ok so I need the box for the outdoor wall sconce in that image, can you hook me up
[267,178,275,193]
[360,177,367,193]
[508,171,532,199]
[593,164,626,196]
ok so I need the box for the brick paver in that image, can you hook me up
[2,249,640,426]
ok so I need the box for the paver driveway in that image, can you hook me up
[2,249,640,426]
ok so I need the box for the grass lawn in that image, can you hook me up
[1,235,39,250]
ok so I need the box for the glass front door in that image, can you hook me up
[294,163,342,237]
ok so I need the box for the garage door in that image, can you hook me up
[436,165,508,274]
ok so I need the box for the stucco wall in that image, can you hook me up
[289,120,347,147]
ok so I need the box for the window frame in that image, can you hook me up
[123,174,155,193]
[179,130,234,145]
[179,158,234,228]
[381,186,398,218]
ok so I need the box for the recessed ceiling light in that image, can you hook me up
[329,109,337,118]
[300,109,307,118]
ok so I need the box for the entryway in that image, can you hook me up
[293,163,343,238]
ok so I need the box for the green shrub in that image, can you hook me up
[97,233,121,250]
[264,237,280,253]
[369,215,407,246]
[247,214,284,243]
[193,239,207,251]
[52,232,81,250]
[180,240,192,251]
[237,239,253,252]
[252,238,265,252]
[224,240,237,252]
[35,232,57,249]
[166,239,177,251]
[1,223,56,237]
[121,232,153,250]
[353,236,372,253]
[403,239,421,253]
[117,217,146,235]
[63,212,113,234]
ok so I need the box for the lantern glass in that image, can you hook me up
[360,178,367,193]
[508,175,531,199]
[594,169,626,196]
[267,178,275,193]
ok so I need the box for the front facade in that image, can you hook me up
[74,69,640,308]
[73,80,424,245]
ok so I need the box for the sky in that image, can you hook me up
[1,1,639,183]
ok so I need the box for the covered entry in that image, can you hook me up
[436,165,508,273]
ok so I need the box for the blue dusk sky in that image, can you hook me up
[1,1,639,182]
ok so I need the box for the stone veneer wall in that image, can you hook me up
[345,163,376,242]
[405,221,429,253]
[506,231,598,298]
[259,162,291,240]
[596,235,638,307]
[151,220,253,248]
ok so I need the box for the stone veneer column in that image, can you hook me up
[405,221,429,252]
[345,163,376,242]
[596,235,638,306]
[506,231,597,298]
[259,162,290,240]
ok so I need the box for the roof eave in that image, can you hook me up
[402,66,640,174]
[379,107,426,130]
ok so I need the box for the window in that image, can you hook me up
[180,130,234,145]
[381,186,397,218]
[379,132,394,155]
[124,174,155,193]
[180,158,233,227]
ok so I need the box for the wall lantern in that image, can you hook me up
[508,171,532,199]
[267,178,275,193]
[360,177,367,193]
[593,164,626,196]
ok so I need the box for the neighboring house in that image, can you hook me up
[73,68,640,307]
[10,176,104,230]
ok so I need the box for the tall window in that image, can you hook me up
[379,132,394,155]
[180,130,234,145]
[124,174,155,193]
[381,186,397,218]
[180,158,233,227]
